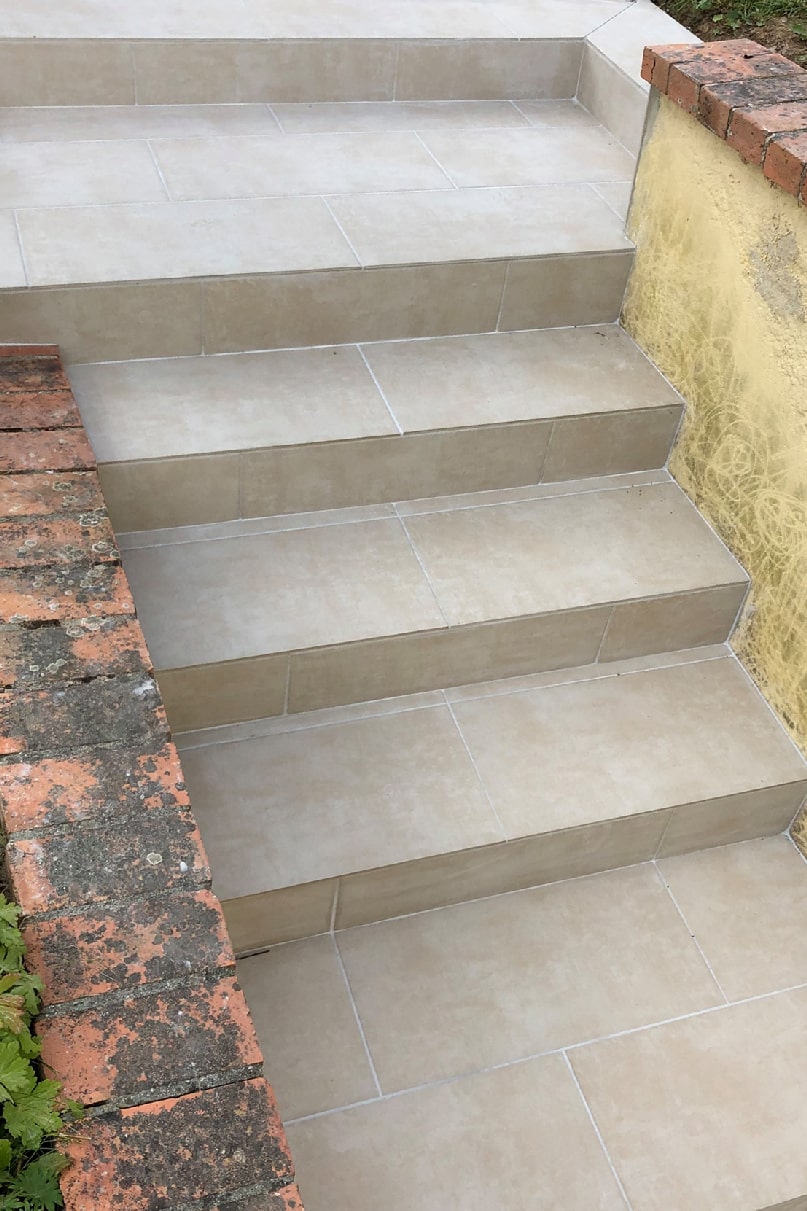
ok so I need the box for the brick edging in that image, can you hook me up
[0,345,303,1211]
[642,38,807,202]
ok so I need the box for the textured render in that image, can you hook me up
[623,96,807,819]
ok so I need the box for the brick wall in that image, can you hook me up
[0,345,303,1210]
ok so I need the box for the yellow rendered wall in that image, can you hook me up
[624,96,807,790]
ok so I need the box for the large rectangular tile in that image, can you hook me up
[157,653,289,733]
[17,197,357,287]
[0,40,136,106]
[0,0,257,38]
[98,454,241,533]
[578,42,650,155]
[222,879,337,952]
[0,104,280,143]
[394,38,581,100]
[0,141,166,208]
[496,0,628,37]
[658,780,807,859]
[271,99,530,134]
[249,0,514,39]
[183,704,500,899]
[0,215,26,288]
[421,124,634,187]
[600,583,746,661]
[327,184,631,266]
[287,1055,627,1211]
[587,0,699,86]
[338,864,721,1092]
[152,131,451,202]
[571,987,807,1211]
[541,406,681,480]
[498,249,633,328]
[452,657,807,838]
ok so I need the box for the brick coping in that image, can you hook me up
[642,37,807,202]
[0,344,302,1210]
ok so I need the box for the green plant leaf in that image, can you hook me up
[3,1082,63,1151]
[0,1138,12,1173]
[0,1042,36,1105]
[11,1154,67,1211]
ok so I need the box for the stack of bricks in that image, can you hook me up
[0,345,302,1211]
[642,38,807,202]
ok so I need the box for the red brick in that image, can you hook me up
[0,513,117,569]
[212,1184,304,1211]
[0,616,151,690]
[0,429,95,474]
[0,743,190,831]
[642,43,702,92]
[38,973,261,1106]
[0,472,104,518]
[6,808,210,915]
[0,561,135,623]
[22,889,234,1006]
[728,100,807,163]
[664,41,802,111]
[61,1079,295,1211]
[0,389,81,430]
[0,354,69,393]
[763,130,807,195]
[0,345,61,359]
[700,75,807,138]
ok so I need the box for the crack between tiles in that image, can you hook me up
[331,935,384,1098]
[146,139,174,202]
[394,511,452,628]
[589,180,631,226]
[265,104,285,134]
[320,194,363,267]
[356,344,404,435]
[444,696,508,842]
[652,860,730,1005]
[412,130,459,189]
[562,1051,635,1211]
[494,259,510,332]
[11,210,30,287]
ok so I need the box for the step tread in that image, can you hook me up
[176,650,807,906]
[121,477,746,671]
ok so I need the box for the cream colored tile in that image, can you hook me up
[578,43,649,156]
[181,705,501,900]
[287,607,609,712]
[251,0,513,38]
[587,0,699,85]
[288,1055,627,1210]
[71,346,393,463]
[222,881,336,952]
[405,481,744,627]
[394,39,581,101]
[658,781,807,860]
[0,215,25,288]
[271,100,529,134]
[515,99,605,128]
[335,810,670,928]
[122,516,445,670]
[660,837,807,1001]
[17,197,357,287]
[118,503,396,550]
[0,141,166,208]
[542,406,681,480]
[0,281,203,364]
[238,938,378,1119]
[394,469,668,516]
[593,179,635,220]
[421,125,635,187]
[600,583,747,660]
[499,249,633,329]
[494,0,628,37]
[453,657,807,838]
[571,987,807,1211]
[0,0,256,38]
[338,864,720,1091]
[0,104,279,143]
[240,422,551,517]
[327,185,631,267]
[156,655,289,733]
[362,326,681,432]
[0,40,135,106]
[98,455,240,532]
[152,131,451,202]
[203,262,507,352]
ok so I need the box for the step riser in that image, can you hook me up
[0,253,633,364]
[0,39,582,107]
[221,779,807,951]
[101,407,681,532]
[157,584,747,731]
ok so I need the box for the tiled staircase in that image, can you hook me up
[4,3,807,1209]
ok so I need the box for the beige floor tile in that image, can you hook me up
[288,1054,627,1211]
[0,104,280,144]
[70,346,394,463]
[0,0,256,38]
[516,98,602,128]
[394,39,581,101]
[658,780,807,858]
[594,179,635,220]
[180,705,500,899]
[250,0,513,38]
[600,583,747,661]
[361,326,680,432]
[0,140,167,208]
[120,503,397,551]
[98,453,241,532]
[17,197,357,287]
[157,652,289,734]
[271,100,529,135]
[238,937,378,1119]
[578,43,649,157]
[659,837,807,1000]
[122,515,445,669]
[338,864,720,1091]
[223,880,337,952]
[327,184,631,267]
[498,249,633,329]
[494,0,629,38]
[0,215,26,288]
[571,987,807,1211]
[405,481,743,626]
[152,131,451,202]
[421,125,635,187]
[394,469,668,517]
[541,407,681,480]
[587,0,699,85]
[453,657,807,837]
[0,40,136,107]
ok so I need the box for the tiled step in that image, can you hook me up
[172,650,807,951]
[237,837,807,1211]
[119,475,748,732]
[0,100,634,361]
[69,326,682,530]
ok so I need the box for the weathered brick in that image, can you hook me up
[0,513,117,569]
[0,562,135,624]
[641,42,702,92]
[61,1080,295,1211]
[23,889,234,1006]
[700,75,807,137]
[38,973,261,1106]
[0,743,190,831]
[0,354,70,393]
[0,472,104,519]
[0,616,151,690]
[0,675,167,757]
[6,808,210,914]
[212,1184,304,1211]
[727,99,807,163]
[0,345,61,358]
[666,42,802,111]
[0,429,95,474]
[0,389,81,431]
[763,129,807,195]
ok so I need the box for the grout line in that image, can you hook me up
[652,860,730,1005]
[444,695,508,842]
[395,511,451,627]
[589,180,631,225]
[331,935,384,1098]
[11,210,30,287]
[146,139,173,201]
[562,1052,635,1211]
[266,103,284,133]
[412,130,459,189]
[494,259,510,332]
[282,657,291,715]
[320,194,363,266]
[593,605,614,663]
[356,344,404,435]
[329,882,340,933]
[131,43,138,106]
[392,41,401,103]
[786,831,807,867]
